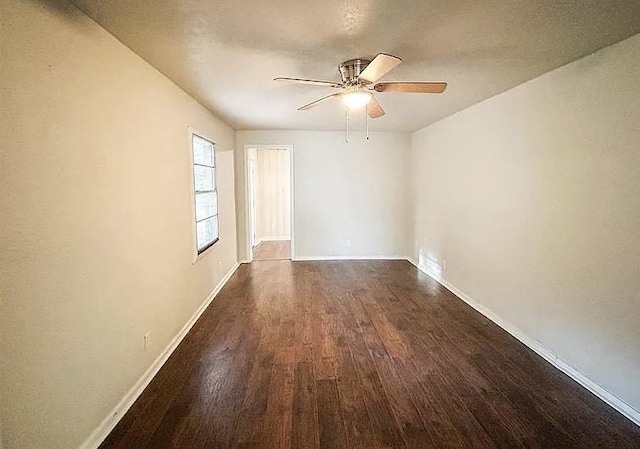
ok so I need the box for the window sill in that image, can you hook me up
[193,238,219,264]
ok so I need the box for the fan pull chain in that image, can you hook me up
[365,104,370,140]
[345,107,349,143]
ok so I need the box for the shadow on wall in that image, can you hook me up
[29,0,90,24]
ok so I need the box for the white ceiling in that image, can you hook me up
[71,0,640,132]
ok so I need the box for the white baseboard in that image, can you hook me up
[79,262,241,449]
[406,257,640,427]
[293,255,408,262]
[257,236,290,242]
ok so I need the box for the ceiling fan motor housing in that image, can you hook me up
[339,59,371,85]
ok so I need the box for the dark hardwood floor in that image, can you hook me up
[99,260,640,449]
[252,240,291,261]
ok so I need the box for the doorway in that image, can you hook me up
[246,146,293,261]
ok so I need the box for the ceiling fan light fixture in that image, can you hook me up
[342,89,372,109]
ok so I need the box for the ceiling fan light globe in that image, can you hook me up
[342,91,372,109]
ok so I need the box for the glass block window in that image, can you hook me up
[192,134,219,253]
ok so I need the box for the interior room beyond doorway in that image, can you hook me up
[248,147,292,261]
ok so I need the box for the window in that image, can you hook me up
[192,134,219,254]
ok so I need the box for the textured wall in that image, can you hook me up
[236,131,411,261]
[0,1,236,447]
[410,33,640,414]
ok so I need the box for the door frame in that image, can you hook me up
[244,144,295,262]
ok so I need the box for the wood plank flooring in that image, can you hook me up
[99,260,640,449]
[252,240,291,260]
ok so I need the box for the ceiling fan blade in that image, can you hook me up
[358,53,402,84]
[274,77,342,88]
[367,96,385,119]
[373,82,447,93]
[297,93,342,111]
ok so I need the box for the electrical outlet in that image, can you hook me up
[144,331,151,351]
[345,239,351,248]
[442,259,447,270]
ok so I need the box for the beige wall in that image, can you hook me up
[410,33,640,413]
[236,131,411,261]
[254,149,291,241]
[0,1,237,448]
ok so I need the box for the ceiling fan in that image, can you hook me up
[274,53,447,120]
